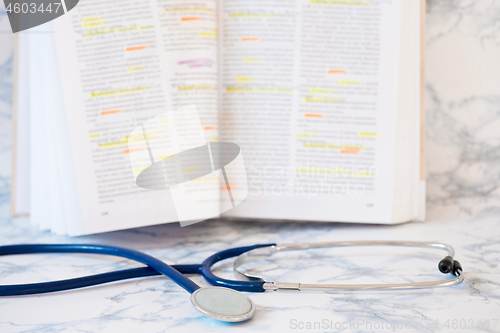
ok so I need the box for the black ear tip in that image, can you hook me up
[438,256,454,274]
[452,260,462,277]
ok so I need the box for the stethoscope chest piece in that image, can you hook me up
[190,287,256,322]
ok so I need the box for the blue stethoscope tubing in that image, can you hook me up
[0,243,275,296]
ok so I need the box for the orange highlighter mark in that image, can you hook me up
[222,184,236,190]
[304,113,323,118]
[241,37,261,41]
[327,69,346,74]
[122,147,148,154]
[100,109,122,115]
[340,148,361,154]
[126,45,147,51]
[181,17,201,21]
[204,126,215,130]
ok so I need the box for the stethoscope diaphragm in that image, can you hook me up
[190,287,256,322]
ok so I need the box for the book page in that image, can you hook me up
[11,35,30,218]
[220,0,404,223]
[52,0,219,234]
[390,0,424,222]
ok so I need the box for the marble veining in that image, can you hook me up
[426,0,500,216]
[0,1,500,332]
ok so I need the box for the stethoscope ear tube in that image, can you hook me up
[0,244,201,295]
[0,243,276,296]
[200,244,276,292]
[0,243,270,323]
[233,241,464,292]
[0,241,463,296]
[0,266,161,296]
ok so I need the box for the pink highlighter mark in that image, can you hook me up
[178,58,213,68]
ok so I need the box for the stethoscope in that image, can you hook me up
[0,241,464,322]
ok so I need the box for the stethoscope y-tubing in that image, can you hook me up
[0,243,274,296]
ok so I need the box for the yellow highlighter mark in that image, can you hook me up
[297,133,317,138]
[354,172,376,178]
[358,132,382,138]
[199,32,217,38]
[296,166,350,175]
[190,177,220,184]
[101,131,168,149]
[133,167,147,175]
[236,77,256,82]
[82,17,106,29]
[229,13,279,18]
[309,88,335,94]
[178,85,217,91]
[127,66,146,72]
[310,0,370,5]
[243,57,262,63]
[165,7,215,14]
[305,143,340,148]
[158,155,174,161]
[91,86,150,98]
[338,80,361,85]
[83,26,142,37]
[121,130,166,142]
[100,141,128,149]
[101,139,150,149]
[304,143,364,150]
[302,97,343,103]
[226,87,293,93]
[183,167,201,173]
[295,167,375,178]
[296,167,332,174]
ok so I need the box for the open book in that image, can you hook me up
[11,0,425,236]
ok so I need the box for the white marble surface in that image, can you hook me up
[1,1,500,332]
